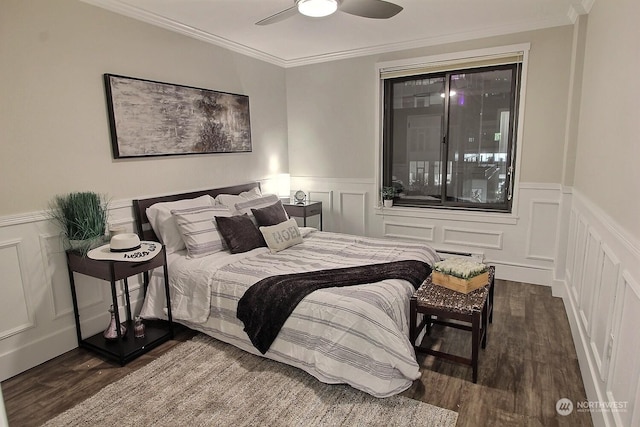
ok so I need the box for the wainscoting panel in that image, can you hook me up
[442,227,503,250]
[561,190,640,427]
[338,192,367,236]
[565,209,578,287]
[590,244,619,383]
[606,272,640,427]
[526,200,559,261]
[307,190,332,230]
[383,221,434,242]
[292,178,561,285]
[571,215,588,302]
[578,228,601,336]
[0,203,144,381]
[39,233,71,320]
[0,239,34,340]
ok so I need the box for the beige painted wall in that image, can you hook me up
[573,0,640,241]
[286,26,574,184]
[0,0,289,217]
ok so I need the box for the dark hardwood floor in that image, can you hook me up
[2,279,592,427]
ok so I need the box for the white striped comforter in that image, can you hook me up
[142,229,439,397]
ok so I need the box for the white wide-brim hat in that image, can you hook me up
[88,233,162,262]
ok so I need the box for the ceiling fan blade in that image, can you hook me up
[255,5,299,26]
[339,0,403,19]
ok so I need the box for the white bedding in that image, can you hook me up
[140,228,439,397]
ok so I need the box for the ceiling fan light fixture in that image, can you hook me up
[297,0,338,18]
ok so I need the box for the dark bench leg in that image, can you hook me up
[472,312,480,383]
[409,297,417,345]
[481,297,489,349]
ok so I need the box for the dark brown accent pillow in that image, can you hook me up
[215,214,266,254]
[251,200,288,227]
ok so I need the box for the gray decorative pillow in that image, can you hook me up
[259,218,303,253]
[215,214,266,254]
[251,200,289,227]
[171,206,232,258]
[234,194,280,215]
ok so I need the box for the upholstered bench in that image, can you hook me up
[409,266,495,383]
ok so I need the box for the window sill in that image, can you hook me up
[374,204,518,225]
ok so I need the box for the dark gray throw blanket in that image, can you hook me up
[237,260,432,354]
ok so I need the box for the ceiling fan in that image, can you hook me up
[256,0,403,26]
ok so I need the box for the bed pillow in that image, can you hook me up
[234,194,280,215]
[259,218,303,253]
[171,206,233,258]
[215,214,266,254]
[214,187,262,210]
[146,195,215,253]
[251,200,289,227]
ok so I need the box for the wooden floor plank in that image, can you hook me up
[2,280,593,426]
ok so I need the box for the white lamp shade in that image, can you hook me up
[298,0,338,18]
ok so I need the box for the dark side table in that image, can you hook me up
[282,200,323,230]
[66,245,173,365]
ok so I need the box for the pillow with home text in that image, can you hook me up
[259,218,303,253]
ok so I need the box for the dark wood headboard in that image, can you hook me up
[132,182,261,242]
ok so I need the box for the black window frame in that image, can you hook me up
[382,63,522,213]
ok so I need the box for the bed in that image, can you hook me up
[134,182,440,397]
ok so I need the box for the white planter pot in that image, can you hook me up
[383,199,393,208]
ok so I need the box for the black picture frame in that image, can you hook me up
[103,74,252,159]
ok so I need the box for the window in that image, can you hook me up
[381,56,522,212]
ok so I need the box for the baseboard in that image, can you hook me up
[0,326,77,382]
[0,306,129,382]
[484,259,553,286]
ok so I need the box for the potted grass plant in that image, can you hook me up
[381,186,396,207]
[48,191,109,254]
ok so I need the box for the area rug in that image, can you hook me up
[43,334,457,426]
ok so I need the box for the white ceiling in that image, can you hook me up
[81,0,592,67]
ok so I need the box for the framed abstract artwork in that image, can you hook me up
[104,74,252,158]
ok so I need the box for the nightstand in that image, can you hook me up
[282,200,323,230]
[66,245,174,365]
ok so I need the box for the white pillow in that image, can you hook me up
[234,194,280,215]
[214,187,262,209]
[259,218,303,253]
[171,206,233,258]
[145,195,214,253]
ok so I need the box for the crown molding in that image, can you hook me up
[80,0,288,68]
[81,0,586,69]
[285,17,566,67]
[568,0,594,23]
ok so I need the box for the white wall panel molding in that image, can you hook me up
[525,199,560,261]
[560,190,640,427]
[571,215,588,302]
[442,226,503,250]
[383,221,435,242]
[590,243,619,383]
[572,189,640,262]
[39,232,73,320]
[0,211,48,228]
[0,239,35,340]
[565,209,578,285]
[375,206,518,226]
[339,192,367,236]
[578,228,602,337]
[307,190,333,207]
[291,177,561,285]
[606,271,640,427]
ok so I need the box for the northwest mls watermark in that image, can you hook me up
[556,398,628,416]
